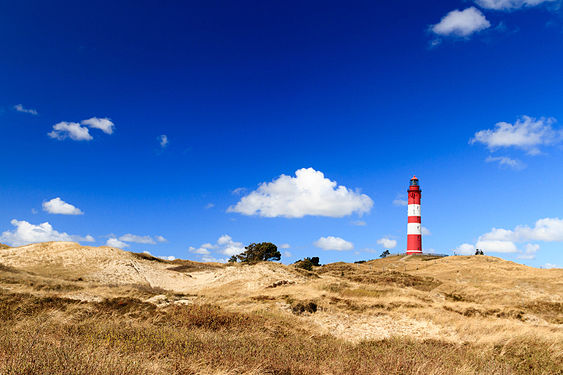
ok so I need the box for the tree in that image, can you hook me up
[294,257,321,271]
[228,255,238,263]
[294,258,313,271]
[475,249,484,256]
[236,242,281,264]
[380,250,391,258]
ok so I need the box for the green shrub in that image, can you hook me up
[294,257,320,271]
[291,301,317,314]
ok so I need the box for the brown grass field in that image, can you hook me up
[0,242,562,374]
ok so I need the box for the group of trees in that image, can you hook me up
[228,242,281,264]
[231,244,483,263]
[380,250,391,258]
[228,242,323,269]
[294,257,320,271]
[228,242,488,264]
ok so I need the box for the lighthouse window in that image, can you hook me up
[410,180,418,186]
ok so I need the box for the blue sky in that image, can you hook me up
[1,0,562,268]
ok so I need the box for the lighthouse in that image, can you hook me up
[407,176,422,255]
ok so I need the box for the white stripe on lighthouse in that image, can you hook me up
[407,223,422,235]
[408,204,421,217]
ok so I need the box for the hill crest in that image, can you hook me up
[1,241,561,345]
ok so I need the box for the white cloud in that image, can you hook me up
[201,255,229,263]
[314,236,354,251]
[393,198,408,206]
[525,243,541,254]
[431,7,491,37]
[422,227,431,236]
[543,263,560,269]
[48,122,93,141]
[279,243,291,249]
[485,156,525,169]
[81,117,114,134]
[393,194,408,207]
[1,219,73,247]
[217,235,246,256]
[205,203,215,209]
[156,235,167,243]
[454,243,475,255]
[106,238,129,248]
[189,246,211,255]
[190,235,246,259]
[158,134,168,148]
[429,39,442,48]
[471,116,561,155]
[42,197,84,215]
[518,243,540,259]
[0,220,93,247]
[474,229,519,253]
[217,235,232,245]
[352,220,367,226]
[71,234,95,243]
[232,187,247,195]
[14,104,38,115]
[476,0,556,10]
[481,218,563,243]
[459,217,563,257]
[283,251,292,258]
[514,218,563,242]
[119,234,156,244]
[228,168,373,218]
[479,227,514,241]
[377,237,397,249]
[48,117,115,141]
[475,239,519,253]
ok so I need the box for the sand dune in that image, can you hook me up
[1,242,561,345]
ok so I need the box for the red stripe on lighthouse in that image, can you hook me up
[407,235,422,252]
[408,194,421,205]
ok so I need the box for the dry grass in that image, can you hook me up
[522,300,563,324]
[130,251,169,263]
[1,289,560,375]
[317,263,441,291]
[166,259,224,273]
[0,262,19,273]
[0,243,562,374]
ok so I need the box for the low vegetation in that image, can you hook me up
[131,252,167,263]
[1,288,560,375]
[1,242,561,374]
[318,264,442,291]
[294,256,321,271]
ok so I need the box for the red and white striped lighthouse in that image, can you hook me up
[407,176,422,255]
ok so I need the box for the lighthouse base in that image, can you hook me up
[407,234,422,255]
[406,250,423,255]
